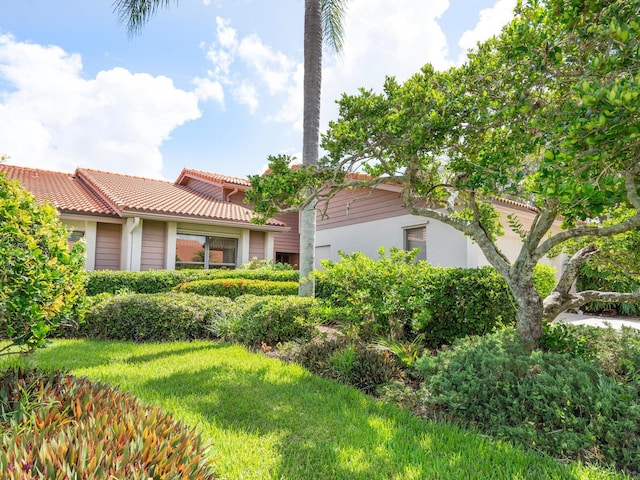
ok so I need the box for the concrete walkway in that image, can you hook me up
[556,312,640,330]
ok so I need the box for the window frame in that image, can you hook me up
[403,224,427,261]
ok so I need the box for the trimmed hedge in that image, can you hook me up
[228,295,319,346]
[175,278,299,298]
[314,249,557,346]
[77,293,233,341]
[85,269,299,295]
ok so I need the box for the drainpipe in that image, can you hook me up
[128,217,142,271]
[226,188,239,202]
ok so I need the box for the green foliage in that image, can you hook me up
[85,268,299,295]
[228,295,318,346]
[577,262,640,316]
[532,264,557,300]
[175,278,299,298]
[0,367,215,479]
[416,329,640,469]
[0,172,86,355]
[240,256,294,270]
[79,293,233,341]
[315,249,557,346]
[538,322,594,360]
[295,337,400,395]
[370,333,426,368]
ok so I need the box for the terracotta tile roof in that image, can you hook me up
[176,168,252,188]
[0,164,118,216]
[76,168,284,226]
[494,197,538,213]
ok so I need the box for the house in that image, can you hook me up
[314,183,566,274]
[0,164,299,271]
[2,163,564,274]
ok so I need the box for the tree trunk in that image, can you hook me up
[299,0,323,297]
[511,278,545,349]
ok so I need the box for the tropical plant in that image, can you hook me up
[0,168,86,355]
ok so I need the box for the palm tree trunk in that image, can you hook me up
[299,0,323,297]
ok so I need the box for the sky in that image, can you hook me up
[0,0,517,181]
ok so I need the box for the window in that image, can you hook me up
[67,230,85,249]
[404,226,426,261]
[175,234,237,269]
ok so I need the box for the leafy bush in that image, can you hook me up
[175,278,298,298]
[0,172,86,354]
[543,323,640,386]
[0,367,215,479]
[415,329,640,469]
[314,248,557,345]
[240,257,294,270]
[295,337,400,394]
[79,293,233,341]
[229,295,318,346]
[577,263,640,316]
[85,268,299,295]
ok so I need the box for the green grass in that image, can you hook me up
[3,340,629,480]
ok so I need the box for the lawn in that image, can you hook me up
[3,339,628,480]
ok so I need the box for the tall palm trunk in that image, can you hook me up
[299,0,323,297]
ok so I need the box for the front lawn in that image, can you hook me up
[4,340,627,479]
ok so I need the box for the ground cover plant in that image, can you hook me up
[0,340,626,479]
[0,367,215,479]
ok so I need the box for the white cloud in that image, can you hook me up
[233,80,258,113]
[193,77,225,106]
[238,34,297,95]
[458,0,517,60]
[0,34,201,178]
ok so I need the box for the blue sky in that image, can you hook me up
[0,0,516,180]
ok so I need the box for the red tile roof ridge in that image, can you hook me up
[178,167,251,187]
[0,164,74,177]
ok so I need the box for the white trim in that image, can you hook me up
[265,232,275,261]
[165,222,177,270]
[239,229,250,266]
[84,221,97,271]
[122,210,289,232]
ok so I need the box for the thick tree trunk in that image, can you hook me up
[299,0,323,297]
[509,275,545,349]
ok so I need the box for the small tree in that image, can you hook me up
[0,169,86,355]
[248,0,640,348]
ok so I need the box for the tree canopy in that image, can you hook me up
[248,0,640,345]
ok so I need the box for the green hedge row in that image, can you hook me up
[85,269,299,295]
[174,278,299,298]
[65,293,317,346]
[314,249,557,346]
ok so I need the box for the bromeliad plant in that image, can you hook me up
[0,367,216,479]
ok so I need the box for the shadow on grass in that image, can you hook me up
[142,361,589,480]
[27,341,606,480]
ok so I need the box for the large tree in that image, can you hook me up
[248,0,640,346]
[112,0,348,297]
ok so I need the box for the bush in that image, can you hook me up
[0,171,86,354]
[79,293,233,341]
[229,295,318,346]
[86,268,299,295]
[415,329,640,469]
[0,367,215,478]
[314,248,557,345]
[295,337,401,395]
[577,263,640,316]
[175,278,299,298]
[240,257,294,270]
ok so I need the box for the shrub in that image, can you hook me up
[576,263,640,316]
[240,257,294,270]
[0,367,215,479]
[79,293,233,341]
[175,278,299,298]
[415,329,640,469]
[0,171,86,354]
[229,295,318,346]
[314,248,556,345]
[86,268,299,295]
[295,337,400,395]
